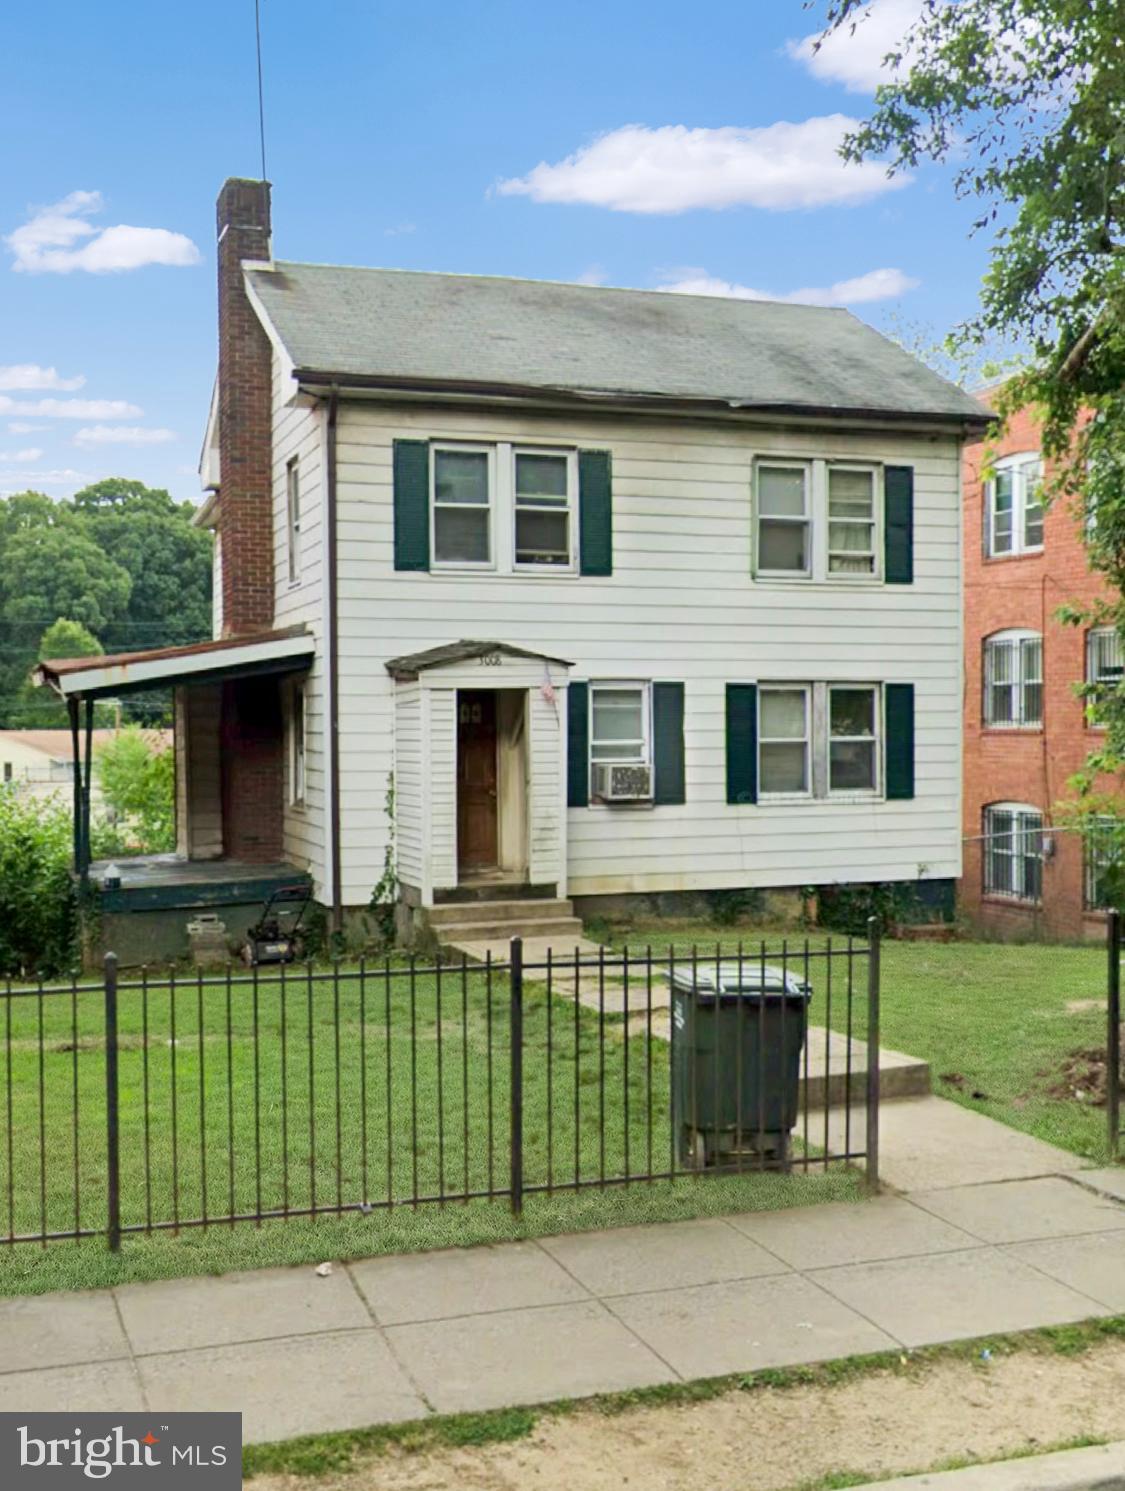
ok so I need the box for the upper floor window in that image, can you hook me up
[286,458,301,584]
[432,446,493,567]
[983,802,1043,902]
[983,629,1043,728]
[1086,626,1122,728]
[514,450,576,569]
[986,453,1043,558]
[759,682,882,799]
[755,459,881,582]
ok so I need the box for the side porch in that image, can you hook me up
[34,628,317,967]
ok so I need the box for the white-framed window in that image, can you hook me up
[290,683,307,806]
[754,458,882,582]
[590,682,650,766]
[983,630,1043,728]
[983,802,1043,902]
[827,466,877,576]
[759,682,883,799]
[756,463,811,577]
[1084,816,1121,912]
[431,444,493,568]
[986,453,1044,557]
[1086,626,1122,728]
[758,685,811,795]
[828,685,880,793]
[513,448,576,570]
[286,457,301,584]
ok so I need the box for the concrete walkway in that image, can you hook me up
[4,1153,1125,1445]
[847,1441,1125,1490]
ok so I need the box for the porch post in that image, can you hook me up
[82,696,94,883]
[68,695,83,875]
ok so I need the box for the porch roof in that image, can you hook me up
[33,626,314,700]
[386,640,573,681]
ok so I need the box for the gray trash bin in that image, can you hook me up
[669,962,812,1170]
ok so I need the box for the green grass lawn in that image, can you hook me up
[0,955,858,1295]
[603,922,1115,1161]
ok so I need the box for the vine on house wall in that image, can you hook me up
[367,772,398,945]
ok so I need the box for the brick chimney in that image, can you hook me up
[216,178,274,636]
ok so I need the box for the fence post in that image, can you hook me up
[1108,910,1121,1163]
[509,936,524,1216]
[865,917,881,1194]
[104,953,121,1251]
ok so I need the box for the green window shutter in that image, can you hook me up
[652,682,685,805]
[567,681,589,808]
[578,449,613,576]
[393,439,430,571]
[885,683,915,800]
[725,684,758,804]
[884,465,914,584]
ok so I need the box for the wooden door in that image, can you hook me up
[457,691,498,872]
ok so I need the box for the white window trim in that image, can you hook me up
[758,682,886,802]
[430,442,496,572]
[290,683,307,808]
[754,458,884,584]
[512,446,579,574]
[758,683,813,799]
[286,457,301,586]
[1086,626,1122,730]
[827,682,881,798]
[589,681,652,767]
[986,452,1044,559]
[983,628,1043,730]
[754,460,813,581]
[983,801,1044,903]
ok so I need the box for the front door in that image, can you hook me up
[457,690,498,873]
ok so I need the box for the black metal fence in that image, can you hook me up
[0,928,881,1250]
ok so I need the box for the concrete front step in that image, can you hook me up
[436,916,585,946]
[428,898,574,927]
[446,934,604,964]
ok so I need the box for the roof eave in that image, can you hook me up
[293,368,991,433]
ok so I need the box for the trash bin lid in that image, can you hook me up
[667,963,811,998]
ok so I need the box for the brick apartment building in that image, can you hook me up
[961,396,1122,939]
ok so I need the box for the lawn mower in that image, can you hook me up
[241,882,312,966]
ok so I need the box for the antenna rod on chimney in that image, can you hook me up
[255,0,267,180]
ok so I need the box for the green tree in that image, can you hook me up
[93,727,175,853]
[819,0,1125,780]
[2,526,131,634]
[38,618,104,663]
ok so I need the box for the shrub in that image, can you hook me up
[0,791,77,976]
[93,727,174,854]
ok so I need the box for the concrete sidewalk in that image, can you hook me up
[4,1164,1125,1445]
[847,1441,1125,1490]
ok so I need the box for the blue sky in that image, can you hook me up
[0,0,987,505]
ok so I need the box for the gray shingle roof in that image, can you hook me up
[248,261,986,423]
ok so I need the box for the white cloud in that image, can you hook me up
[0,467,92,494]
[656,265,919,307]
[495,118,907,214]
[0,363,85,392]
[575,264,608,286]
[7,421,45,433]
[0,396,143,420]
[785,0,921,93]
[6,190,201,274]
[383,221,416,237]
[73,425,177,447]
[0,447,44,462]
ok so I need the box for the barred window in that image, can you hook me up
[983,630,1043,727]
[983,803,1043,902]
[1086,627,1123,728]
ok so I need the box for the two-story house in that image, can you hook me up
[37,178,988,959]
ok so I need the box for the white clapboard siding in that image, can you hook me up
[271,355,327,887]
[322,399,964,905]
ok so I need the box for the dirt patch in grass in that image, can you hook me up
[251,1339,1125,1491]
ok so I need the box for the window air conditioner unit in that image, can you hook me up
[592,763,653,802]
